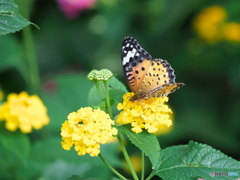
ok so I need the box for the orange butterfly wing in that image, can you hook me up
[139,58,184,98]
[121,37,184,100]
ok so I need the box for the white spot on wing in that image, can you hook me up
[122,48,137,65]
[169,71,174,76]
[125,72,131,76]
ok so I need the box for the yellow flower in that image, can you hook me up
[193,6,226,43]
[105,136,118,143]
[0,91,49,133]
[125,155,142,173]
[223,23,240,42]
[117,92,172,133]
[0,91,3,101]
[154,116,173,135]
[60,107,118,157]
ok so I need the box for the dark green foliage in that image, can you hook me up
[0,0,240,179]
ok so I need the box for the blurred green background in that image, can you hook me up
[0,0,240,179]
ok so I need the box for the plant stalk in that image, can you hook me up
[99,154,128,180]
[103,81,113,119]
[117,135,139,180]
[17,0,41,93]
[141,151,145,180]
[94,81,103,99]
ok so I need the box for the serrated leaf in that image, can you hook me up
[117,125,161,167]
[0,0,32,35]
[151,141,240,180]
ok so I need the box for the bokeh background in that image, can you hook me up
[0,0,240,179]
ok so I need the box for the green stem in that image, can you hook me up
[94,81,103,99]
[117,135,139,180]
[103,81,113,119]
[141,151,145,180]
[145,172,155,180]
[102,78,137,179]
[17,0,41,93]
[99,154,128,180]
[23,26,41,93]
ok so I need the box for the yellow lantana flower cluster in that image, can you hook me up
[61,107,118,156]
[194,6,226,43]
[0,91,49,133]
[117,92,172,133]
[194,5,240,43]
[222,23,240,42]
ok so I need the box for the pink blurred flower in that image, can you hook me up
[57,0,96,19]
[44,80,57,93]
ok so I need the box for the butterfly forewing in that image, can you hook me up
[122,37,152,93]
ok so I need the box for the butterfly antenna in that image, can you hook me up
[108,85,123,92]
[109,85,114,89]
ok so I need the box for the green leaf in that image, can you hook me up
[40,74,92,133]
[29,137,117,180]
[0,122,30,166]
[88,76,127,105]
[67,175,82,180]
[0,35,28,77]
[0,0,32,35]
[117,125,161,167]
[88,76,127,116]
[151,141,240,180]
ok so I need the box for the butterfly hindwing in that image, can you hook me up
[146,83,185,98]
[138,58,176,96]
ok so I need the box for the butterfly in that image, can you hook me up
[121,36,185,101]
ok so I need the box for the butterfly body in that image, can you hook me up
[121,37,184,101]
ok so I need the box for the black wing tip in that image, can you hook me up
[122,36,152,60]
[122,36,138,45]
[124,36,135,40]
